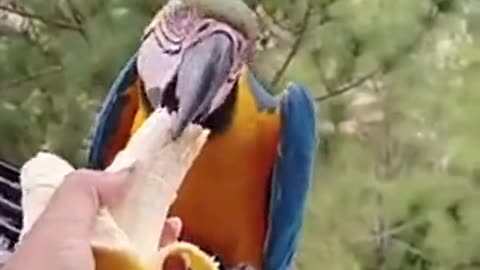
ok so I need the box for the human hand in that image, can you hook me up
[4,168,185,270]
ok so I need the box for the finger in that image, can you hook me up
[159,217,183,247]
[31,167,135,239]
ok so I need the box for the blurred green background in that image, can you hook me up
[1,0,480,269]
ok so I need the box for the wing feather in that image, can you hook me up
[264,84,318,270]
[88,54,139,169]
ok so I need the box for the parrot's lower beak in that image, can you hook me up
[169,33,234,139]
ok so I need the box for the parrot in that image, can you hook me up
[88,0,318,269]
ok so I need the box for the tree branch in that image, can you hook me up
[255,4,296,34]
[0,1,58,59]
[270,0,312,88]
[54,0,88,41]
[0,66,63,89]
[315,70,377,102]
[314,5,439,102]
[0,4,83,32]
[392,238,429,262]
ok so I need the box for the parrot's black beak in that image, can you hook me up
[170,33,234,139]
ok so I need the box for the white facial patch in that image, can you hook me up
[137,33,183,97]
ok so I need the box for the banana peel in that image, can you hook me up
[19,108,219,270]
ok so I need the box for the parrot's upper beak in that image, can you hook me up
[144,33,234,140]
[171,33,233,139]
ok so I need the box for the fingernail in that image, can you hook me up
[112,159,138,176]
[167,217,182,233]
[99,161,138,207]
[104,161,137,189]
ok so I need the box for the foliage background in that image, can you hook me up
[1,0,480,269]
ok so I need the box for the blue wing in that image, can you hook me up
[264,84,318,270]
[88,54,138,169]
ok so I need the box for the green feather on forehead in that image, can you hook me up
[180,0,259,40]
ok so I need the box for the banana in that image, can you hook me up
[18,108,219,270]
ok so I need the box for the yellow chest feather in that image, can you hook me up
[169,73,281,269]
[129,72,280,269]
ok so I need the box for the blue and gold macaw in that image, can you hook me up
[88,0,318,269]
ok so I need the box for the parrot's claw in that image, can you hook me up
[213,255,256,270]
[228,263,256,270]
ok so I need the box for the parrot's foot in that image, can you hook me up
[213,256,256,270]
[227,263,256,270]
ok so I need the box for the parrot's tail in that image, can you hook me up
[0,159,22,264]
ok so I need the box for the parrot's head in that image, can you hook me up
[137,0,259,139]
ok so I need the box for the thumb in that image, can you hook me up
[30,167,135,239]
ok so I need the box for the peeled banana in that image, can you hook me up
[19,108,219,270]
